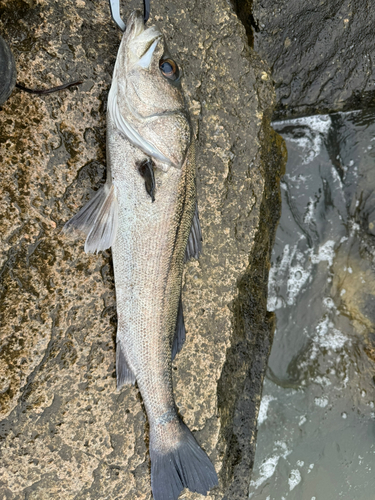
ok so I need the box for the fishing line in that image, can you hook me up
[15,81,83,95]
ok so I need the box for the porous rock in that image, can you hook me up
[0,0,284,498]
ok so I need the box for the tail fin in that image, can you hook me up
[150,420,218,500]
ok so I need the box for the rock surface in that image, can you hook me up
[251,0,375,118]
[0,0,284,498]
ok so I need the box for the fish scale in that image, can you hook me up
[64,10,217,500]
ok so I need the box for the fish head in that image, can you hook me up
[110,10,191,168]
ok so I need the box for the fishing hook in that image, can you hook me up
[109,0,150,31]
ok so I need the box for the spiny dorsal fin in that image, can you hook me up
[63,183,118,254]
[185,202,202,261]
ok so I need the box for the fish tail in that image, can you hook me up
[150,419,218,500]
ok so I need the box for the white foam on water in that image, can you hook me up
[258,395,276,425]
[268,239,338,313]
[268,241,312,310]
[287,264,311,306]
[314,396,329,408]
[313,375,332,386]
[306,317,349,365]
[249,455,280,492]
[310,240,335,267]
[283,172,313,192]
[296,115,332,134]
[249,442,291,493]
[323,297,335,310]
[273,115,332,165]
[299,415,307,426]
[350,221,360,236]
[331,165,344,191]
[289,469,302,491]
[304,197,316,224]
[315,316,348,351]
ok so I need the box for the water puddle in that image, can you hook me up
[250,111,375,499]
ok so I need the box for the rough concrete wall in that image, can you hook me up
[0,0,285,498]
[251,0,375,118]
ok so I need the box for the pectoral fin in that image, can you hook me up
[138,159,156,202]
[63,183,118,254]
[172,296,186,360]
[185,202,202,261]
[116,342,136,388]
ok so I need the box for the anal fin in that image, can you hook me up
[116,342,136,388]
[185,202,202,261]
[172,296,186,360]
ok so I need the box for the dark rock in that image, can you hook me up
[251,0,375,118]
[0,0,285,498]
[0,34,17,106]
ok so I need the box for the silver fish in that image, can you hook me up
[64,10,218,500]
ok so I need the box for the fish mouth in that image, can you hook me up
[126,10,162,69]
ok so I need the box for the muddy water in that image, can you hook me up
[250,111,375,499]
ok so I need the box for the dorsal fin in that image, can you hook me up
[172,296,186,360]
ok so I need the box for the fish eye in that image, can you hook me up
[159,58,180,81]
